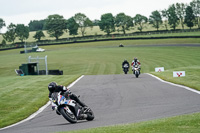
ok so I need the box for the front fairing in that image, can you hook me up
[57,93,76,107]
[123,64,129,68]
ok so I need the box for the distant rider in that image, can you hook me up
[48,82,88,110]
[131,57,141,74]
[122,59,130,69]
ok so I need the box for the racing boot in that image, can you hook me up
[78,113,87,120]
[83,106,90,113]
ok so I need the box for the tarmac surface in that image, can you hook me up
[1,74,200,133]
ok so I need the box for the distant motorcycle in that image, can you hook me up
[51,92,94,123]
[132,65,140,78]
[122,63,129,74]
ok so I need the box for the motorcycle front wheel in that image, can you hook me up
[60,107,77,123]
[135,71,139,78]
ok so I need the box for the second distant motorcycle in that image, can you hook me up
[122,59,130,74]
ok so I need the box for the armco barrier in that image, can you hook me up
[1,35,200,51]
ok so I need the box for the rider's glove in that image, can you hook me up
[50,99,57,110]
[49,98,53,102]
[63,86,71,93]
[64,91,72,98]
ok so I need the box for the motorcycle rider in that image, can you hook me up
[131,57,141,74]
[48,82,88,118]
[122,59,130,69]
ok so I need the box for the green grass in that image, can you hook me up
[151,66,200,91]
[0,39,200,131]
[0,75,80,128]
[59,113,200,133]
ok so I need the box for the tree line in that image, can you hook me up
[0,0,199,45]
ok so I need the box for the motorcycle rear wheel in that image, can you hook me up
[86,109,95,121]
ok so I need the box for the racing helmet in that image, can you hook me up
[134,57,137,62]
[48,82,57,92]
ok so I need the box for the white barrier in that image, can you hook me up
[28,55,48,75]
[173,71,185,77]
[155,67,164,72]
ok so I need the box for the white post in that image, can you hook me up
[37,56,39,74]
[28,56,31,63]
[36,63,39,75]
[45,55,48,75]
[24,45,27,53]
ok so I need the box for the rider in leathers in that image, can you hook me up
[131,57,141,74]
[48,82,88,118]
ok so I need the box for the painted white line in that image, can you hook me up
[147,73,200,95]
[67,75,84,88]
[0,75,85,131]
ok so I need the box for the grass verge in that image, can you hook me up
[0,75,80,128]
[59,113,200,133]
[151,66,200,91]
[0,39,200,131]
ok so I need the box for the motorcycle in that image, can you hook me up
[122,63,129,74]
[51,92,94,123]
[132,65,140,78]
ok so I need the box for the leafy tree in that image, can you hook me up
[33,30,45,41]
[149,10,162,31]
[45,14,67,40]
[133,14,148,32]
[190,0,200,28]
[176,3,186,29]
[0,18,6,33]
[28,20,46,31]
[115,13,133,34]
[184,6,195,29]
[74,13,93,37]
[161,9,169,30]
[93,19,100,26]
[85,18,93,29]
[1,39,6,46]
[167,4,179,30]
[67,17,79,36]
[15,24,29,43]
[99,13,115,35]
[3,23,16,44]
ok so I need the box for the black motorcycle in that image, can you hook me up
[122,63,129,74]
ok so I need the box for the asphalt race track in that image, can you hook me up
[1,74,200,133]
